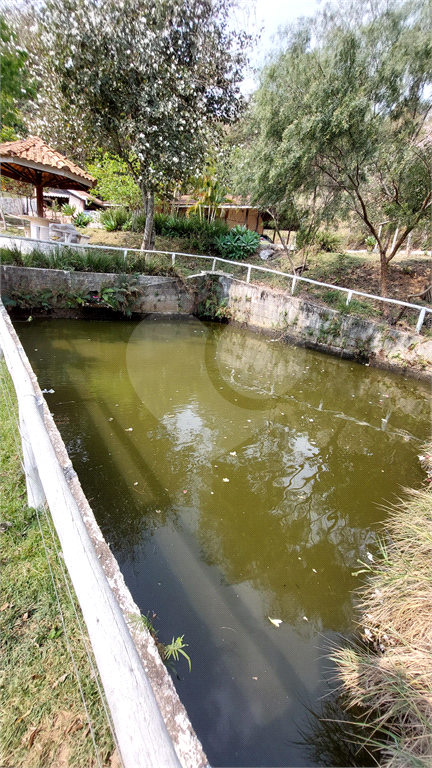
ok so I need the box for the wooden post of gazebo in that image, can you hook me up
[35,171,44,217]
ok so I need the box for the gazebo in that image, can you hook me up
[0,136,95,220]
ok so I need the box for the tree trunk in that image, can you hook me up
[268,212,296,273]
[379,252,388,296]
[141,190,155,251]
[379,251,394,321]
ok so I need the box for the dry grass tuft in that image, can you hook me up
[332,455,432,768]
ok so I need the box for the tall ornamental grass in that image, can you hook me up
[332,448,432,768]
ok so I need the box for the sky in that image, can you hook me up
[233,0,324,93]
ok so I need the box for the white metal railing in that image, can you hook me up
[0,299,182,768]
[1,233,431,333]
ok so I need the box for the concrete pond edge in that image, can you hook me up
[1,263,431,381]
[215,274,432,381]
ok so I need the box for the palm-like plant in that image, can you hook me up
[187,166,232,223]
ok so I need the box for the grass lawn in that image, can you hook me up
[0,361,118,767]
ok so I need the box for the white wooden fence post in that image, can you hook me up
[416,307,426,334]
[19,402,46,509]
[246,265,252,283]
[291,276,297,294]
[406,232,412,256]
[373,225,382,251]
[346,290,353,306]
[172,253,176,266]
[391,224,399,253]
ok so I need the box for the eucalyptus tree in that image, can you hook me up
[235,0,432,298]
[37,0,250,249]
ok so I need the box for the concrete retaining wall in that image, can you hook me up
[1,264,430,378]
[217,275,432,379]
[0,264,194,314]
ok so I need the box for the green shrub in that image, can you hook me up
[315,230,342,252]
[296,228,314,250]
[321,289,340,305]
[214,225,260,260]
[100,207,132,231]
[130,210,146,232]
[365,235,377,251]
[0,246,24,265]
[78,249,125,273]
[73,212,92,228]
[153,213,229,254]
[61,203,76,217]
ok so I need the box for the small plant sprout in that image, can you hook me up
[163,636,192,672]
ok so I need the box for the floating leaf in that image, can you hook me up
[268,617,282,627]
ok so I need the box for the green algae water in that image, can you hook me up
[17,317,430,767]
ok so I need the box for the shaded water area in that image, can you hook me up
[17,317,430,767]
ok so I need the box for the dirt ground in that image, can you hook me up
[298,251,432,304]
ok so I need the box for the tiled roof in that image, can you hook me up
[0,136,95,185]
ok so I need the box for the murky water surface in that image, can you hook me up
[17,318,430,767]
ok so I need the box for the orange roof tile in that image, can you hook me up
[0,136,95,187]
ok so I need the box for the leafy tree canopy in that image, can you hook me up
[235,0,432,296]
[34,0,251,248]
[86,153,142,210]
[0,14,35,140]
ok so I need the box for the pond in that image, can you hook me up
[16,317,430,767]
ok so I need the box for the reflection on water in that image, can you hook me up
[17,317,430,767]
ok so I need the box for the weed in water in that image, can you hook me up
[129,613,191,674]
[163,637,192,672]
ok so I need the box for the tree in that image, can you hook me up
[36,0,250,249]
[235,0,432,299]
[86,153,142,210]
[0,14,35,140]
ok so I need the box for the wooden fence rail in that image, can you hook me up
[0,299,182,768]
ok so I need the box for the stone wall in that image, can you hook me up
[217,275,432,380]
[0,198,36,216]
[0,264,194,314]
